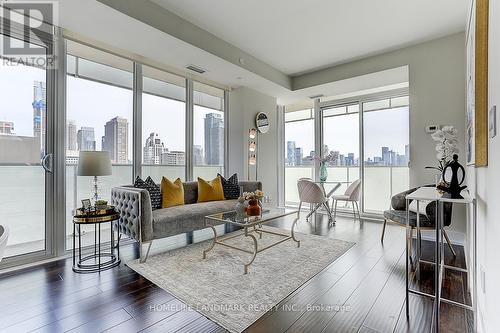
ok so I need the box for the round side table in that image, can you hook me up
[72,206,121,273]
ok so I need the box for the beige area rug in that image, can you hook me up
[127,226,354,333]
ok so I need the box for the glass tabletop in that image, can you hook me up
[205,207,298,226]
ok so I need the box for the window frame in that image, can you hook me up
[280,88,409,218]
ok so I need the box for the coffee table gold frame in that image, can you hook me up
[202,210,300,274]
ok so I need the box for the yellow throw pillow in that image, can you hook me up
[197,176,225,203]
[161,177,185,208]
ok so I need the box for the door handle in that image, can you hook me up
[41,153,53,174]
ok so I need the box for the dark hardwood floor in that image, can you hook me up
[0,214,472,333]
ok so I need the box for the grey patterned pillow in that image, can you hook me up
[134,176,162,210]
[218,173,240,199]
[145,177,162,210]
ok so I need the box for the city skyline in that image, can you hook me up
[286,140,409,167]
[66,111,223,166]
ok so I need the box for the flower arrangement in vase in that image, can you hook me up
[425,126,459,190]
[243,190,264,216]
[311,150,335,182]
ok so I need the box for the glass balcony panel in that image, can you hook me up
[392,167,410,196]
[364,167,391,213]
[193,166,224,181]
[284,167,314,205]
[65,165,132,250]
[0,166,45,257]
[142,165,185,184]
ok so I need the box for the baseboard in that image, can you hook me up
[417,229,465,246]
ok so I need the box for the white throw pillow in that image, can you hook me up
[408,200,431,217]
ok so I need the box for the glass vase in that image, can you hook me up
[319,163,328,182]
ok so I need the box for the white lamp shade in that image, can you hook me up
[77,151,112,176]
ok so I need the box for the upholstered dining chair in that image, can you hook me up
[297,179,333,224]
[381,186,456,258]
[331,179,361,222]
[0,225,9,263]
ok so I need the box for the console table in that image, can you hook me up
[405,187,476,332]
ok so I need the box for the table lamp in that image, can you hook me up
[78,151,112,204]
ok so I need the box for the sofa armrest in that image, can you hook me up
[239,181,262,193]
[111,186,153,243]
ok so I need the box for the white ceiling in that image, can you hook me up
[152,0,468,76]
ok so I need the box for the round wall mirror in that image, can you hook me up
[256,112,270,133]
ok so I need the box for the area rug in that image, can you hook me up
[127,226,354,333]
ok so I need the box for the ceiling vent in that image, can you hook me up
[308,94,324,99]
[186,64,206,74]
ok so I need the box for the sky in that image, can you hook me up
[285,107,409,160]
[0,61,221,162]
[0,63,46,137]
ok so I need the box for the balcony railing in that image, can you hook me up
[285,165,409,214]
[0,164,225,257]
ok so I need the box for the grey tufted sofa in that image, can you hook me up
[111,180,262,262]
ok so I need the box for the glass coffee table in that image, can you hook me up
[203,208,299,274]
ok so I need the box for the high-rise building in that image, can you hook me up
[77,127,96,151]
[347,153,355,166]
[381,146,390,165]
[67,120,77,151]
[143,132,165,165]
[102,117,129,164]
[193,145,203,165]
[204,113,224,165]
[33,81,46,152]
[390,151,397,166]
[331,151,340,166]
[161,151,185,165]
[286,141,296,166]
[294,147,303,166]
[0,121,14,135]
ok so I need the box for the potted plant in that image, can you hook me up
[95,199,108,210]
[425,125,459,188]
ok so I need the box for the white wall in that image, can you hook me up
[228,87,279,203]
[472,0,500,331]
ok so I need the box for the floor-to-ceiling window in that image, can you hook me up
[65,40,134,249]
[284,108,314,206]
[322,103,360,203]
[0,26,228,266]
[0,36,50,258]
[142,66,186,183]
[362,96,409,213]
[282,91,409,216]
[193,81,225,179]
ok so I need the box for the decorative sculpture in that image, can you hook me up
[437,154,467,199]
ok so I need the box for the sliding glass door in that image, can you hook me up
[0,35,54,260]
[284,91,410,216]
[362,96,409,213]
[322,104,360,203]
